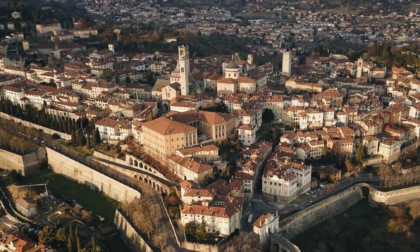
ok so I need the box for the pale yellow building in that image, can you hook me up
[142,117,198,164]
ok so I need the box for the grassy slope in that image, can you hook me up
[23,170,120,226]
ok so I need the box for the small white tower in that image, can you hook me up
[247,54,254,65]
[282,51,292,77]
[356,58,363,78]
[108,44,115,53]
[178,45,190,96]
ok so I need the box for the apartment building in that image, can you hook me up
[142,117,198,164]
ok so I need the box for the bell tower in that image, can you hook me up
[357,58,363,78]
[178,45,190,96]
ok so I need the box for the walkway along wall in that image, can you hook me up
[0,147,47,176]
[114,209,155,252]
[46,147,140,202]
[0,112,71,140]
[93,151,176,195]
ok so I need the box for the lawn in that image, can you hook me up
[22,169,121,226]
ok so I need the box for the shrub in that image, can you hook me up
[51,133,61,140]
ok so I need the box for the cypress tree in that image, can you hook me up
[86,134,91,149]
[67,236,73,252]
[71,130,77,146]
[67,119,73,134]
[91,237,96,252]
[76,227,81,252]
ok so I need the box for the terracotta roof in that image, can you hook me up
[143,117,196,135]
[253,213,273,228]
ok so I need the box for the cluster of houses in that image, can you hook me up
[1,14,420,239]
[75,0,420,56]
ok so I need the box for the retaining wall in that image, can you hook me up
[93,154,174,194]
[270,183,420,251]
[46,147,140,202]
[114,209,154,252]
[0,147,47,176]
[369,185,420,205]
[278,184,364,239]
[0,112,71,140]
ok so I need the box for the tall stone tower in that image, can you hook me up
[356,58,363,78]
[282,51,292,77]
[178,45,189,96]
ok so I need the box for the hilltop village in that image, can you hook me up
[0,1,420,251]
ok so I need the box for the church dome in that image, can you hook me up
[225,59,239,69]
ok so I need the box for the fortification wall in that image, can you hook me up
[114,209,154,252]
[278,185,364,239]
[0,112,71,140]
[271,183,420,251]
[93,154,174,194]
[0,147,46,176]
[46,147,140,202]
[369,185,420,205]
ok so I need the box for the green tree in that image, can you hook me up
[71,130,77,146]
[196,221,207,242]
[184,221,196,237]
[67,236,73,252]
[38,226,55,244]
[95,129,101,145]
[86,134,91,149]
[76,227,81,252]
[235,140,242,152]
[345,157,355,173]
[55,227,66,242]
[355,142,365,165]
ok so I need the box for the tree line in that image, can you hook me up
[0,100,101,148]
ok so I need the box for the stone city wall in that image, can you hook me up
[0,147,47,176]
[93,152,174,194]
[114,209,155,252]
[271,183,420,251]
[94,151,169,182]
[46,147,140,202]
[278,184,364,239]
[369,185,420,205]
[0,112,71,140]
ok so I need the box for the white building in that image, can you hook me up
[95,117,132,141]
[253,212,280,242]
[378,139,401,164]
[181,203,241,236]
[262,159,312,203]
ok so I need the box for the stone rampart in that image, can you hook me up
[0,112,71,140]
[270,183,420,251]
[46,147,140,202]
[278,184,364,239]
[180,241,218,252]
[0,147,47,176]
[93,154,175,195]
[369,185,420,205]
[114,209,155,252]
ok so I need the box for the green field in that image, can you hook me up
[22,170,120,226]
